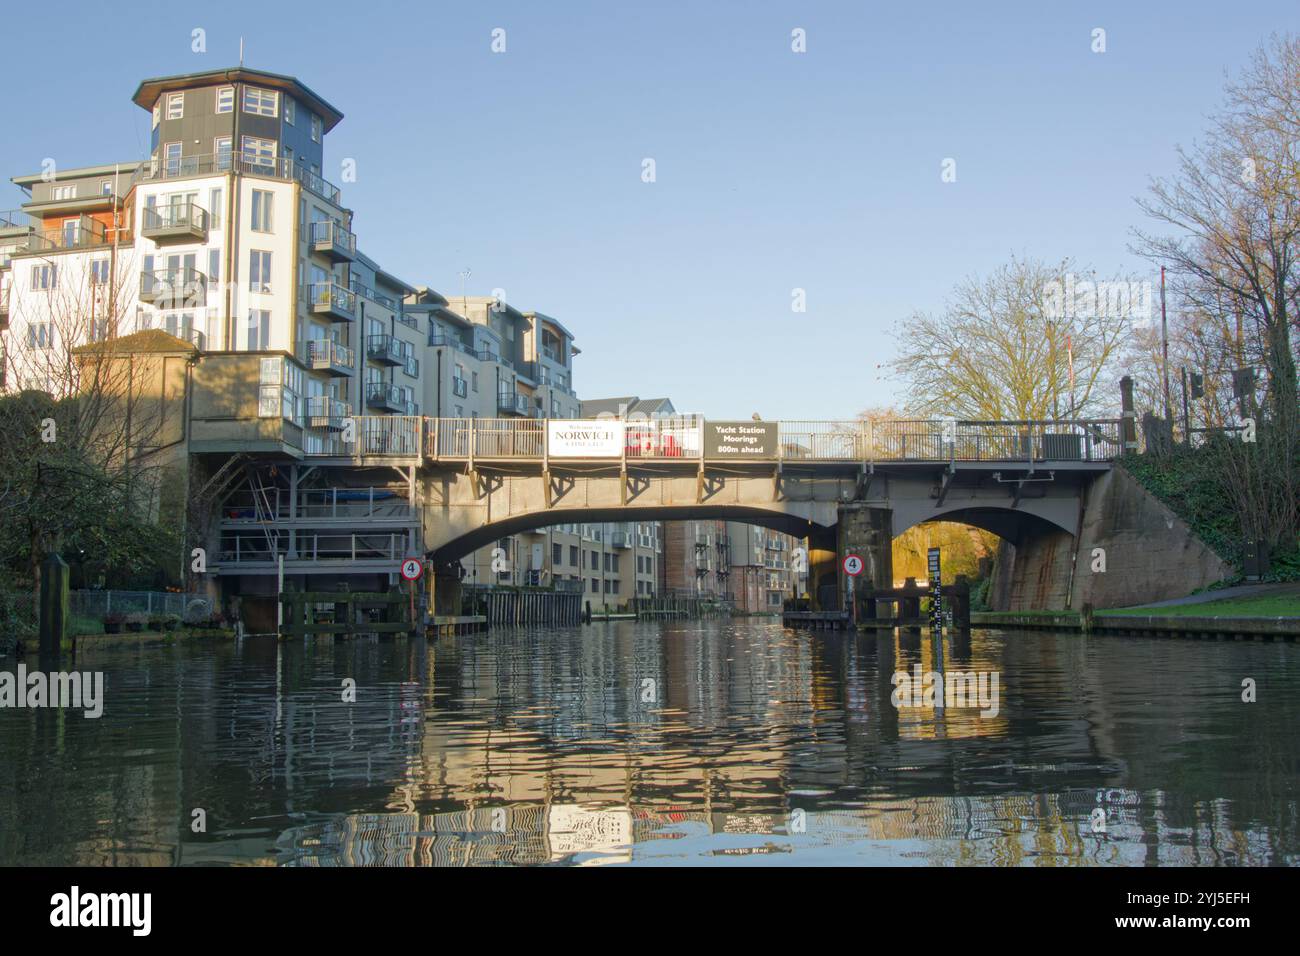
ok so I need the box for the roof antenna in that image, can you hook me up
[239,37,245,67]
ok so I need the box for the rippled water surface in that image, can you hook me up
[1,621,1297,865]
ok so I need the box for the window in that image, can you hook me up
[208,187,223,228]
[30,263,57,290]
[162,310,196,341]
[100,180,112,196]
[215,136,233,171]
[166,92,184,120]
[552,544,562,565]
[251,190,274,232]
[164,142,182,175]
[284,97,295,125]
[240,136,276,170]
[590,579,598,594]
[471,371,478,392]
[590,551,598,570]
[90,259,110,286]
[152,101,160,128]
[569,545,578,566]
[243,86,278,117]
[52,184,77,201]
[249,250,272,293]
[26,321,52,349]
[257,356,301,422]
[311,114,322,143]
[216,86,234,113]
[208,249,221,286]
[247,310,271,351]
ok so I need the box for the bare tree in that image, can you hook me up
[0,245,177,588]
[890,257,1141,422]
[1133,33,1300,551]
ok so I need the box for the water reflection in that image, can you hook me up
[0,620,1296,866]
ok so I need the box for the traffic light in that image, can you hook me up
[1232,367,1255,400]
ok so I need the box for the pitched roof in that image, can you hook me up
[580,396,677,418]
[132,67,344,133]
[71,330,199,355]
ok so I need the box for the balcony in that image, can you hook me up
[302,339,354,377]
[309,282,356,323]
[16,226,111,255]
[132,151,344,207]
[306,395,351,430]
[610,531,631,549]
[310,220,356,263]
[139,267,206,307]
[365,382,405,413]
[142,202,208,245]
[497,389,530,416]
[365,334,403,366]
[429,330,476,354]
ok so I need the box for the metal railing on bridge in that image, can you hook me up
[299,416,1123,463]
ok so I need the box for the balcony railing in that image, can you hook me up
[139,267,206,307]
[305,395,351,429]
[0,209,33,230]
[303,339,354,376]
[452,376,468,398]
[309,282,356,322]
[365,382,405,412]
[133,151,343,206]
[429,330,476,354]
[497,389,530,415]
[310,220,356,262]
[365,334,403,366]
[18,227,111,254]
[142,202,209,243]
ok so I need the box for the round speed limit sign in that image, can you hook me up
[842,554,864,577]
[400,558,424,582]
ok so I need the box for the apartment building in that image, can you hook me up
[662,519,806,613]
[0,66,586,625]
[464,520,661,612]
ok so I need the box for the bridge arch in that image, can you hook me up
[428,504,831,565]
[893,505,1075,545]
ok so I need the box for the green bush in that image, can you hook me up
[1121,451,1243,563]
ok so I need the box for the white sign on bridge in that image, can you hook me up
[547,420,625,458]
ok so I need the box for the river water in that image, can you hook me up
[1,619,1296,866]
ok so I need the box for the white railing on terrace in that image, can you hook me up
[298,416,1124,462]
[218,532,410,564]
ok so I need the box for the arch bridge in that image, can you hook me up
[314,415,1126,608]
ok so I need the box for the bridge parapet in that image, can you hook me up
[300,416,1125,465]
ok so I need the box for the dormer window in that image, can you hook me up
[243,86,278,117]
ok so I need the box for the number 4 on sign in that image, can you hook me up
[400,558,423,582]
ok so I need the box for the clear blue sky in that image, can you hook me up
[4,1,1295,418]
